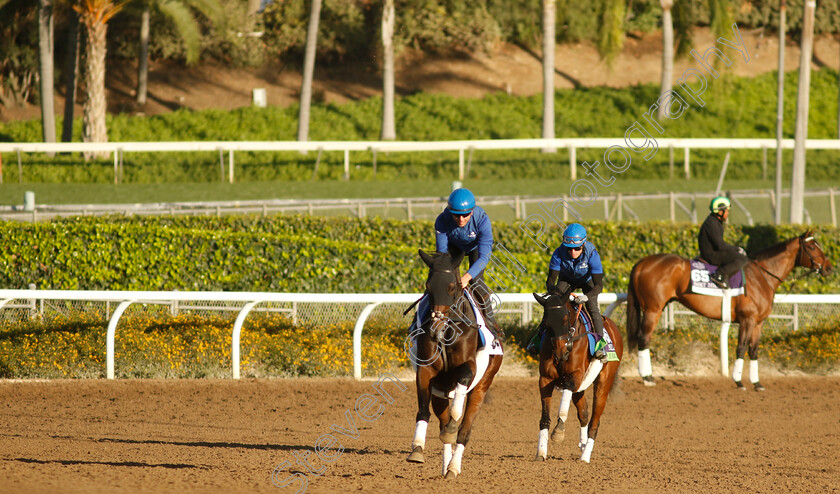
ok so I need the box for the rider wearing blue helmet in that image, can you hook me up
[539,223,606,360]
[435,188,503,340]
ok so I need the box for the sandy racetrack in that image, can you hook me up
[2,375,839,493]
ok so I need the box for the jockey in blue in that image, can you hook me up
[529,223,606,360]
[435,188,504,341]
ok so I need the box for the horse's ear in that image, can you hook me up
[450,249,465,269]
[419,249,435,267]
[533,292,548,306]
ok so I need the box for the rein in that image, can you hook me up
[753,236,822,296]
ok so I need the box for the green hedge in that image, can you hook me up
[1,215,837,294]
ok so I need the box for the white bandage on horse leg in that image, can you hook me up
[638,349,653,377]
[412,420,428,449]
[447,443,465,476]
[442,443,453,475]
[557,389,573,423]
[579,426,588,452]
[749,359,760,384]
[580,438,595,463]
[537,429,549,460]
[450,384,468,422]
[732,358,744,382]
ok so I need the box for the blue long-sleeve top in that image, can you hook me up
[548,241,604,285]
[434,205,493,279]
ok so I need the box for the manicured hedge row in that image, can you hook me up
[1,215,837,293]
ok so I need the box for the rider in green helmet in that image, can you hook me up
[698,195,750,288]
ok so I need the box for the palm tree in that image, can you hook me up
[134,0,224,106]
[596,0,625,67]
[657,0,674,120]
[297,0,322,142]
[381,0,396,141]
[38,0,56,149]
[74,0,125,159]
[541,0,556,152]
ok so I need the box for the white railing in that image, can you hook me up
[1,188,837,226]
[2,137,839,183]
[0,290,837,380]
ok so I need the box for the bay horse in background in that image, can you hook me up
[532,292,623,463]
[627,230,832,390]
[405,249,503,479]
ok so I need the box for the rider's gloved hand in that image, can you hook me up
[574,294,588,304]
[738,246,747,256]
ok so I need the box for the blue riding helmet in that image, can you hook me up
[447,188,476,214]
[562,223,587,248]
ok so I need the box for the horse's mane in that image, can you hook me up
[751,235,798,261]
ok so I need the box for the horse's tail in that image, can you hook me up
[626,261,642,352]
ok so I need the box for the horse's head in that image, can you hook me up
[533,292,574,362]
[798,230,833,276]
[419,249,465,340]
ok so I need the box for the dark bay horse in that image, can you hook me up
[533,292,623,463]
[627,230,832,390]
[406,250,503,479]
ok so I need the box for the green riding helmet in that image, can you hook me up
[709,196,731,213]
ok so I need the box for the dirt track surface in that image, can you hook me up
[2,376,839,493]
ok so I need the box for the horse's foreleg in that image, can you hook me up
[537,376,554,461]
[407,366,434,463]
[748,322,765,391]
[449,362,475,422]
[571,391,589,454]
[733,319,756,391]
[581,366,618,463]
[551,388,573,443]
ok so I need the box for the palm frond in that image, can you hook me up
[157,0,201,64]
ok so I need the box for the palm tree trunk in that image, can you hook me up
[83,19,110,159]
[381,0,396,141]
[541,0,556,152]
[775,0,786,224]
[297,0,322,142]
[658,1,674,120]
[137,7,150,106]
[62,11,80,143]
[789,0,816,224]
[38,0,56,151]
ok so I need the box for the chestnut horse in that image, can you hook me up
[627,230,832,390]
[533,292,623,463]
[405,250,503,479]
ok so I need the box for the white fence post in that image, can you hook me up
[232,301,262,379]
[354,302,382,380]
[107,300,136,379]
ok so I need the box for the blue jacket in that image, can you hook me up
[549,241,604,285]
[435,205,493,279]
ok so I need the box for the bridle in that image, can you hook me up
[755,235,825,291]
[545,303,588,365]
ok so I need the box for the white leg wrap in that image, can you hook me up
[638,348,652,377]
[450,384,468,422]
[442,443,453,476]
[537,428,549,460]
[749,359,760,384]
[557,389,573,423]
[412,420,428,449]
[579,426,588,452]
[732,358,744,382]
[448,444,465,476]
[580,438,595,463]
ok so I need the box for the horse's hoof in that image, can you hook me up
[444,470,458,480]
[551,425,565,442]
[642,375,656,386]
[406,446,425,463]
[734,381,747,391]
[534,454,546,462]
[754,382,766,392]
